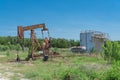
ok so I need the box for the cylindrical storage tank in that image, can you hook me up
[80,31,94,52]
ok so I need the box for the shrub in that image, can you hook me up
[0,44,22,51]
[16,44,21,51]
[102,61,120,80]
[59,68,87,80]
[112,42,120,61]
[103,41,120,63]
[59,67,100,80]
[0,45,9,51]
[6,50,10,56]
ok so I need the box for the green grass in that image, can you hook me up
[0,48,112,80]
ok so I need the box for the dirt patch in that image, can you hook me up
[0,55,6,58]
[81,63,110,71]
[0,63,30,80]
[0,73,9,80]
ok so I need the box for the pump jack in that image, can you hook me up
[17,23,50,61]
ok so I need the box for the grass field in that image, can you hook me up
[0,49,111,80]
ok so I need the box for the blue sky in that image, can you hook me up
[0,0,120,40]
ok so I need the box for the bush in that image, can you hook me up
[6,50,10,56]
[103,41,120,63]
[0,44,21,51]
[60,68,88,80]
[16,44,21,51]
[0,45,9,51]
[59,67,100,80]
[102,61,120,80]
[112,42,120,61]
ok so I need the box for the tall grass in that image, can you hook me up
[0,48,120,80]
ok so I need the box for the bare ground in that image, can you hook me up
[0,62,29,80]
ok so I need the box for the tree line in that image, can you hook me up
[0,36,80,50]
